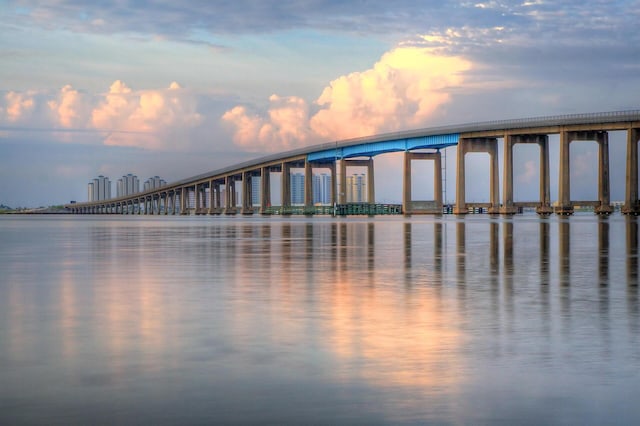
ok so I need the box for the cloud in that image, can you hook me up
[222,95,313,152]
[222,45,471,150]
[90,80,203,149]
[3,91,35,122]
[517,160,537,184]
[1,81,204,150]
[48,85,90,128]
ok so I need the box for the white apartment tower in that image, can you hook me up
[143,176,167,191]
[88,175,112,201]
[117,174,140,198]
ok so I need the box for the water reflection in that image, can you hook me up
[2,215,640,424]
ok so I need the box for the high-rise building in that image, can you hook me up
[291,172,305,205]
[346,174,366,203]
[251,176,261,206]
[88,175,112,201]
[117,174,139,198]
[313,173,332,205]
[143,176,166,191]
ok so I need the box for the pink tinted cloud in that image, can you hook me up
[222,45,471,151]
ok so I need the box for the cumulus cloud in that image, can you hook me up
[3,91,35,122]
[48,85,90,128]
[1,81,204,150]
[222,95,312,151]
[222,45,471,151]
[89,80,203,149]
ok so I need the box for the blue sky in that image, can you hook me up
[1,0,639,206]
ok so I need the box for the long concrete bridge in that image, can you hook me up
[65,110,640,216]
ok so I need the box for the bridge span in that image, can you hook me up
[65,110,640,216]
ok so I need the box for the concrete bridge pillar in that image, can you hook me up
[282,162,291,213]
[501,134,552,215]
[454,138,499,214]
[623,128,640,215]
[195,184,202,214]
[180,187,187,215]
[339,159,347,204]
[224,176,237,215]
[242,171,253,215]
[367,158,375,204]
[403,151,442,214]
[209,182,217,214]
[260,167,271,214]
[557,131,573,215]
[596,132,613,214]
[339,158,375,204]
[538,135,552,215]
[329,161,337,207]
[304,160,313,214]
[558,131,612,215]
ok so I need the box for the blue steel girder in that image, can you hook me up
[306,133,459,162]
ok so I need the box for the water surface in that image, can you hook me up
[1,214,638,424]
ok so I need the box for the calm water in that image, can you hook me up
[1,214,638,425]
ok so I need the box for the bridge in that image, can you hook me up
[65,110,640,216]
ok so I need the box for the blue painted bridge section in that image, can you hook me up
[307,133,459,161]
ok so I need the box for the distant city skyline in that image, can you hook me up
[87,174,167,201]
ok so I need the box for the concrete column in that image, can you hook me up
[196,184,203,213]
[242,172,253,215]
[489,140,499,214]
[181,187,187,215]
[225,176,236,214]
[501,134,517,214]
[281,162,291,211]
[304,160,313,213]
[455,138,498,214]
[537,136,553,215]
[596,132,613,214]
[434,151,443,211]
[208,181,214,214]
[339,159,347,204]
[623,128,640,215]
[557,131,573,215]
[403,152,412,215]
[215,182,222,212]
[260,167,271,214]
[329,161,337,207]
[403,151,443,215]
[367,158,375,203]
[454,140,466,214]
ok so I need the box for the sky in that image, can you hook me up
[1,0,639,207]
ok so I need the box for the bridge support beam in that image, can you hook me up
[623,128,640,215]
[454,138,499,214]
[224,176,237,215]
[180,188,187,215]
[329,161,337,208]
[260,167,271,214]
[403,151,442,215]
[595,132,613,214]
[339,158,375,204]
[501,134,552,215]
[557,131,612,215]
[242,171,253,215]
[304,160,314,214]
[282,162,291,213]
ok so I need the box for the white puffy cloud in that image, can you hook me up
[2,81,204,150]
[92,80,203,149]
[48,85,90,128]
[3,91,35,122]
[222,45,471,151]
[222,94,313,152]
